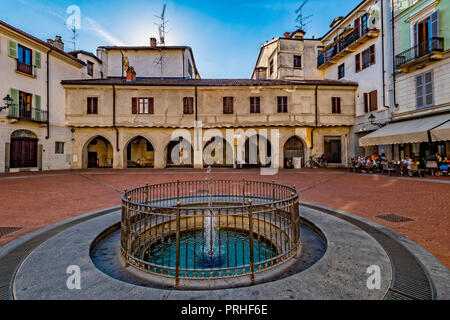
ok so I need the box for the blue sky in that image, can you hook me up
[0,0,360,78]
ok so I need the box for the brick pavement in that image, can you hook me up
[0,168,448,267]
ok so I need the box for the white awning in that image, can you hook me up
[431,120,450,142]
[359,114,450,147]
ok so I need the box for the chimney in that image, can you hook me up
[150,37,157,47]
[291,29,306,39]
[126,66,136,81]
[47,35,64,51]
[284,32,291,38]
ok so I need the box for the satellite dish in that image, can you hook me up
[368,5,380,29]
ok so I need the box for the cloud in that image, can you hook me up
[84,16,126,46]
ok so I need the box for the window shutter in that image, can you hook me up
[430,11,439,38]
[332,97,336,113]
[9,88,19,117]
[132,97,137,114]
[34,94,41,109]
[370,91,378,111]
[369,45,376,65]
[149,98,154,114]
[424,71,433,107]
[33,51,41,68]
[93,98,98,114]
[354,18,360,38]
[416,74,424,108]
[8,40,18,59]
[355,54,361,72]
[364,93,369,113]
[413,23,418,59]
[337,97,341,113]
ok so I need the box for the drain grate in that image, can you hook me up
[376,214,414,223]
[0,227,22,239]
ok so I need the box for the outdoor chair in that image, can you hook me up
[381,162,395,176]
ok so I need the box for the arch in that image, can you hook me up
[283,136,307,168]
[243,134,272,168]
[82,136,114,169]
[203,136,233,167]
[124,136,155,168]
[166,137,194,167]
[10,129,38,168]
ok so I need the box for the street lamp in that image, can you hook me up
[1,94,13,112]
[368,113,388,128]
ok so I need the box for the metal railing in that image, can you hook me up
[16,61,33,76]
[318,24,372,67]
[121,180,300,285]
[395,37,444,68]
[7,105,48,123]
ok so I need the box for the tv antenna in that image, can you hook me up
[295,0,313,31]
[155,4,167,46]
[63,23,79,52]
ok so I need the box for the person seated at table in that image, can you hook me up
[400,157,412,175]
[357,155,365,168]
[379,153,387,162]
[362,157,374,173]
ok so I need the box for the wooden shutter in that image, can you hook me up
[8,40,18,58]
[370,91,378,111]
[430,11,439,39]
[34,95,41,109]
[33,51,41,68]
[369,45,376,65]
[149,98,154,114]
[9,88,19,117]
[424,71,433,107]
[364,93,369,113]
[354,18,360,38]
[355,54,361,72]
[132,97,137,114]
[416,74,424,108]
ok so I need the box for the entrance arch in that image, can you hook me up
[283,136,306,168]
[10,130,38,168]
[244,134,272,168]
[166,137,194,167]
[203,136,233,167]
[125,136,155,168]
[83,136,113,168]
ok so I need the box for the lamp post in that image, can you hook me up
[368,113,388,128]
[1,94,13,112]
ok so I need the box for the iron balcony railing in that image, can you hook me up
[16,61,34,76]
[395,37,444,69]
[318,24,372,67]
[7,105,48,123]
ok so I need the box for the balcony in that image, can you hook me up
[7,105,48,123]
[16,61,34,77]
[395,37,444,72]
[318,26,380,69]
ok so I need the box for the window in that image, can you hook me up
[87,97,98,114]
[332,97,341,114]
[338,64,345,79]
[364,90,378,113]
[183,97,194,114]
[19,91,32,109]
[55,142,64,154]
[293,55,302,68]
[223,97,233,114]
[250,97,260,113]
[17,44,32,75]
[87,61,94,76]
[416,71,433,109]
[138,98,154,114]
[361,13,369,35]
[277,96,288,113]
[356,45,375,72]
[188,61,193,78]
[269,59,274,75]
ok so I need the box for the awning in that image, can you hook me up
[431,120,450,142]
[359,114,450,147]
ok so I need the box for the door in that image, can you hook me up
[10,138,37,168]
[88,152,98,168]
[324,137,342,164]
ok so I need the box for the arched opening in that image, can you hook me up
[244,135,272,168]
[10,130,38,168]
[125,136,154,168]
[166,137,194,167]
[283,136,306,168]
[84,136,113,168]
[203,136,233,167]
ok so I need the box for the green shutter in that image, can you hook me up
[34,94,41,121]
[33,51,41,68]
[9,89,19,118]
[8,40,18,59]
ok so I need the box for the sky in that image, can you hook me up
[0,0,361,78]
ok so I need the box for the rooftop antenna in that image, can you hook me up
[63,23,79,52]
[154,4,168,79]
[295,0,313,31]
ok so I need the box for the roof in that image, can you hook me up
[61,78,358,87]
[98,45,200,78]
[69,50,103,64]
[0,20,85,66]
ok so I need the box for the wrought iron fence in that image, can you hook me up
[395,37,444,68]
[7,105,48,123]
[121,180,300,285]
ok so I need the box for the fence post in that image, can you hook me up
[177,180,180,203]
[175,201,181,286]
[290,195,300,257]
[248,199,255,283]
[125,196,132,268]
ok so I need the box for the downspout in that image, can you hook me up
[391,0,398,108]
[182,49,185,79]
[120,50,124,79]
[194,85,198,122]
[310,85,319,152]
[113,85,119,152]
[381,0,387,108]
[46,49,52,139]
